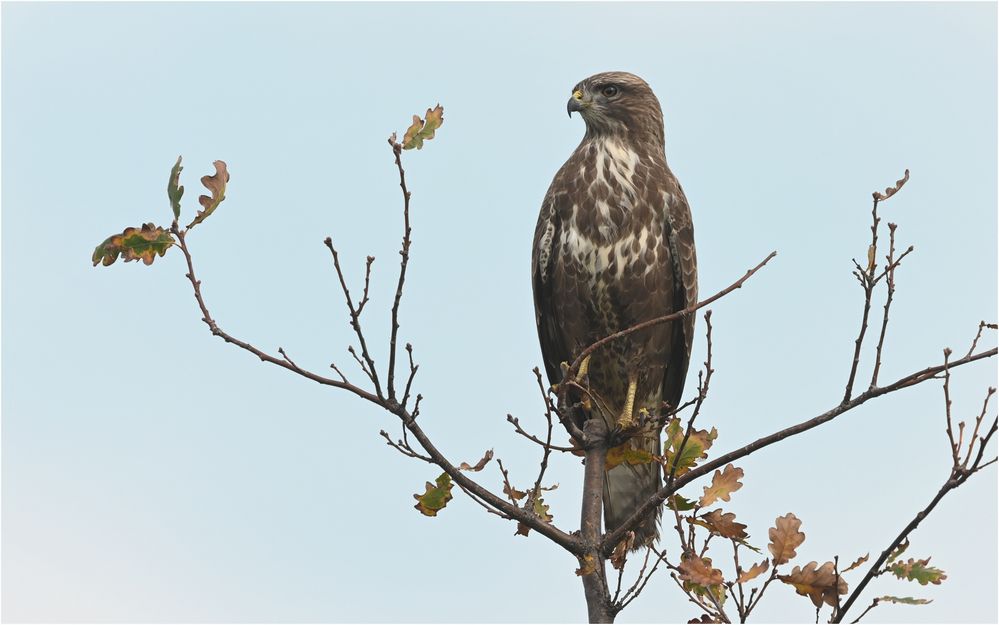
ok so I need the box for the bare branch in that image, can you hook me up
[666,310,715,486]
[171,226,382,406]
[386,138,414,401]
[325,237,384,396]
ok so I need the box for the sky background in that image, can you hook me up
[2,2,997,623]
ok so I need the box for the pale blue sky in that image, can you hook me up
[2,2,996,623]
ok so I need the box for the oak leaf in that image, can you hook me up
[606,441,654,470]
[402,104,444,150]
[768,513,805,565]
[168,156,184,219]
[778,560,848,608]
[92,223,175,267]
[187,160,229,229]
[679,555,724,587]
[503,482,527,501]
[610,532,635,571]
[887,539,909,564]
[888,558,947,585]
[669,494,698,511]
[692,509,748,541]
[877,595,931,605]
[699,464,743,507]
[663,419,718,476]
[842,553,870,573]
[458,449,493,472]
[413,473,453,516]
[737,559,770,583]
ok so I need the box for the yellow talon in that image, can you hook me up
[618,375,638,428]
[576,355,591,381]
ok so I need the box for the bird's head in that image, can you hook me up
[567,71,665,146]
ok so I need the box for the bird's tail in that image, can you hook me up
[603,432,662,548]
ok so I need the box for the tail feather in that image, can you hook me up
[603,435,662,548]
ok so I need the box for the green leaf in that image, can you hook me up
[888,558,947,586]
[877,595,932,605]
[402,104,444,150]
[168,155,184,219]
[413,472,453,517]
[668,494,698,511]
[187,160,229,229]
[92,223,175,267]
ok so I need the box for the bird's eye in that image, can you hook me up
[601,85,619,97]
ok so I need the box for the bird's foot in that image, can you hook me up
[616,375,638,429]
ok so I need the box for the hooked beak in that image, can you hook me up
[567,89,585,117]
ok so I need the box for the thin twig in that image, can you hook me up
[869,223,904,389]
[666,311,715,485]
[325,237,384,396]
[506,415,578,452]
[379,429,433,463]
[401,343,419,410]
[843,195,880,403]
[850,598,880,624]
[386,139,413,401]
[564,252,777,387]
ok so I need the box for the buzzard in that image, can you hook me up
[532,72,698,547]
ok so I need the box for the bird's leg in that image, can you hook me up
[618,373,638,429]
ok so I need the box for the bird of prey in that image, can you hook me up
[531,72,698,547]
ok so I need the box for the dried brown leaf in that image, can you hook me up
[610,532,635,571]
[678,555,724,587]
[699,464,744,507]
[693,509,748,540]
[778,560,848,608]
[737,559,770,583]
[768,513,805,565]
[842,553,870,573]
[873,168,910,202]
[458,449,493,472]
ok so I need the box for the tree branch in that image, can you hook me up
[602,345,996,555]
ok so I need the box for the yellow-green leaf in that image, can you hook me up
[92,223,175,267]
[664,419,718,476]
[187,160,229,229]
[606,441,654,470]
[888,558,947,586]
[877,595,932,605]
[402,104,444,150]
[168,155,184,219]
[413,472,453,516]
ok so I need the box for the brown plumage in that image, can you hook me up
[532,72,698,547]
